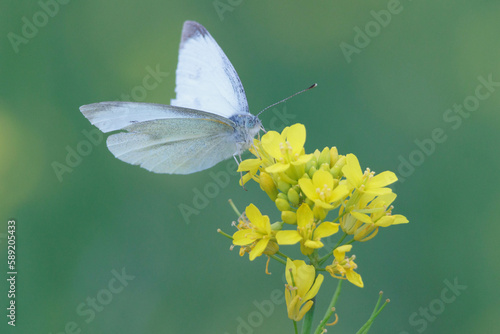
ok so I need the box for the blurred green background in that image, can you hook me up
[1,0,499,333]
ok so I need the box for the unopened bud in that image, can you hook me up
[318,147,331,166]
[275,198,291,212]
[330,147,339,167]
[331,156,346,178]
[287,188,300,207]
[282,211,297,224]
[259,172,278,201]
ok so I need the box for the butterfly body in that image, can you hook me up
[229,114,262,154]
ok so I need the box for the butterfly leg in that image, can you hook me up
[234,154,247,191]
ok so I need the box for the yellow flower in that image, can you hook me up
[342,154,397,197]
[285,258,324,321]
[276,203,339,255]
[341,193,408,241]
[232,204,277,260]
[237,138,274,185]
[237,158,262,185]
[299,170,349,210]
[261,124,312,173]
[326,245,363,288]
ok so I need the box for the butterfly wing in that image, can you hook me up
[170,20,250,118]
[80,102,238,174]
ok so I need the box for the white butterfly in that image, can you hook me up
[80,21,261,174]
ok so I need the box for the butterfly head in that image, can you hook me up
[230,114,262,152]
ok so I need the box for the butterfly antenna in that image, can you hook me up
[256,83,317,117]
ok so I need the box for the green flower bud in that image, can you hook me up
[318,147,330,166]
[331,156,346,178]
[271,221,284,231]
[287,188,300,207]
[319,163,330,172]
[277,192,288,201]
[281,211,297,224]
[306,156,318,171]
[313,205,327,220]
[308,166,317,178]
[277,179,291,193]
[259,172,278,201]
[275,198,291,212]
[330,147,339,167]
[305,198,315,208]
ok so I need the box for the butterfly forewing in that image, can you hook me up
[171,21,249,118]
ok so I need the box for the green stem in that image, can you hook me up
[313,279,342,334]
[276,250,292,260]
[293,321,298,334]
[269,254,287,265]
[318,232,348,265]
[228,199,242,217]
[217,229,233,240]
[355,292,390,334]
[301,297,315,334]
[330,211,346,224]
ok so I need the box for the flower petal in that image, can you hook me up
[276,230,302,245]
[246,204,268,230]
[249,238,269,261]
[294,154,313,165]
[392,214,409,225]
[265,163,290,173]
[314,199,335,210]
[369,171,398,188]
[303,274,324,302]
[364,188,393,196]
[304,240,323,249]
[299,178,318,201]
[232,230,255,245]
[314,222,340,239]
[312,170,334,190]
[329,184,349,202]
[295,300,313,321]
[237,159,262,172]
[296,203,314,228]
[346,270,364,288]
[286,124,306,155]
[374,216,394,227]
[261,131,283,159]
[333,244,352,261]
[342,154,363,188]
[351,212,373,224]
[296,261,316,296]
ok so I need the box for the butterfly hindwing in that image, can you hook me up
[80,102,238,174]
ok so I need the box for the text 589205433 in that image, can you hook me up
[7,219,17,326]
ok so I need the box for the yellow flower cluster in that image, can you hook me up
[230,123,408,321]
